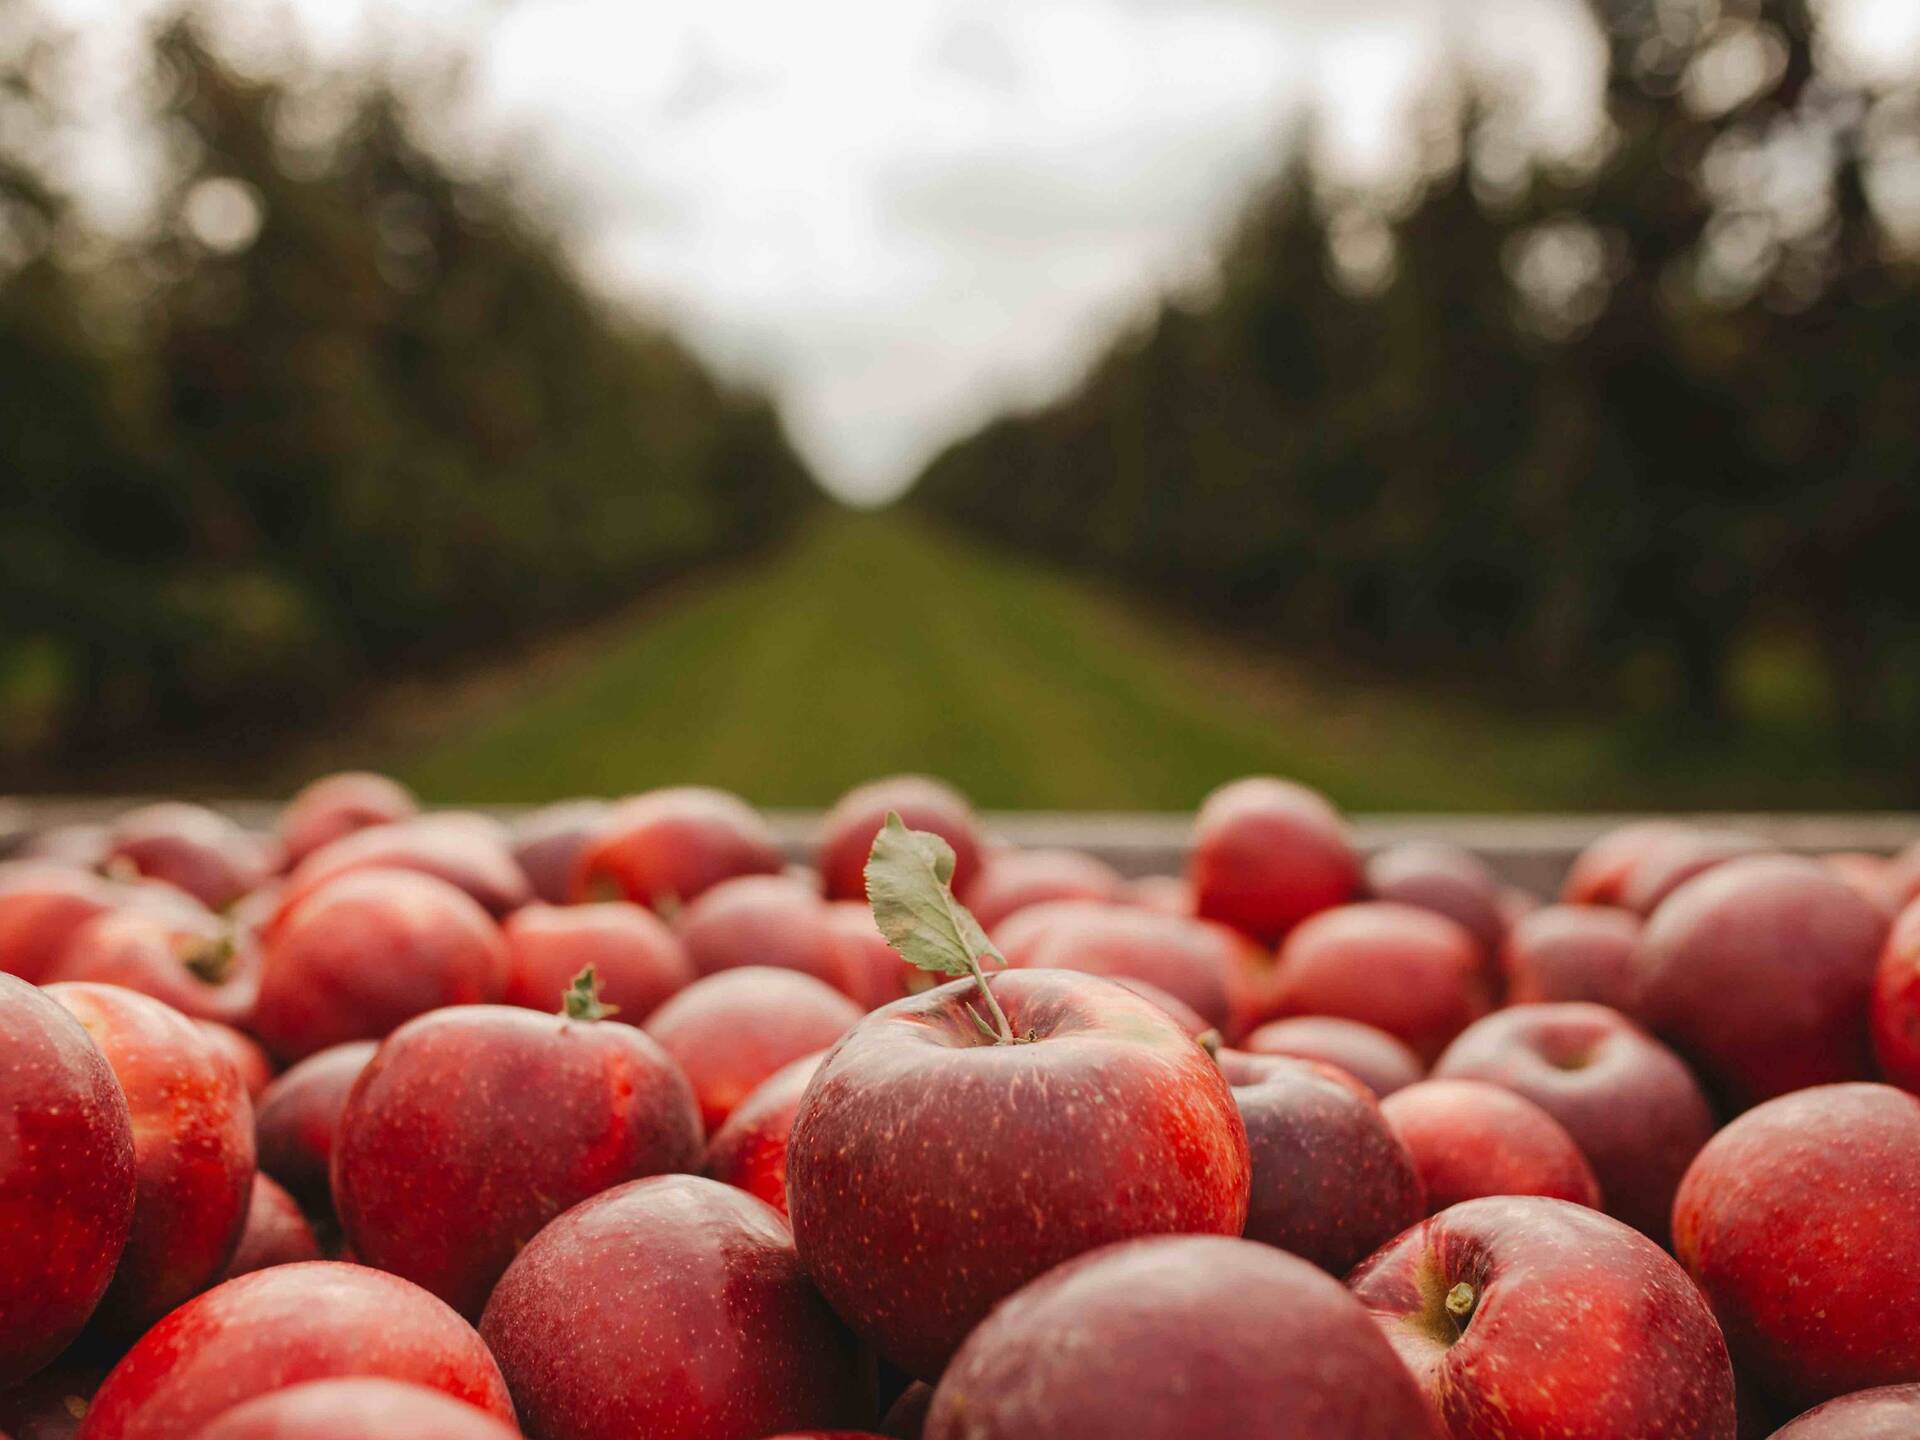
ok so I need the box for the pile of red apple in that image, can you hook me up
[6,775,1920,1439]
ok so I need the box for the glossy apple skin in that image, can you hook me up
[572,787,784,908]
[994,901,1243,1034]
[1240,1014,1424,1097]
[273,815,530,924]
[927,1235,1443,1440]
[500,901,692,1019]
[0,863,121,983]
[44,908,255,1026]
[1500,904,1641,1010]
[509,799,610,905]
[1620,830,1766,917]
[1270,902,1492,1063]
[0,974,135,1386]
[1870,899,1920,1090]
[1771,1384,1920,1438]
[678,874,846,984]
[334,1003,704,1318]
[102,804,276,911]
[787,969,1251,1379]
[480,1175,871,1440]
[1433,1003,1714,1241]
[705,1051,825,1217]
[646,967,862,1132]
[1218,1050,1424,1273]
[221,1174,322,1279]
[1188,776,1361,946]
[277,774,419,870]
[1634,856,1884,1112]
[1353,1196,1737,1439]
[194,1378,519,1440]
[820,902,913,1010]
[961,849,1123,930]
[75,1263,514,1440]
[254,1041,378,1210]
[45,982,255,1337]
[1365,842,1506,957]
[251,870,508,1062]
[1673,1084,1920,1413]
[1561,821,1690,906]
[816,776,982,903]
[1381,1078,1602,1213]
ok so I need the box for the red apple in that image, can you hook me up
[500,901,692,1020]
[74,1263,514,1440]
[787,968,1250,1379]
[278,773,418,869]
[678,874,846,984]
[196,1020,274,1099]
[1501,903,1641,1010]
[1634,855,1884,1111]
[1824,852,1898,918]
[704,1050,825,1217]
[1561,820,1690,907]
[45,982,255,1336]
[1365,841,1505,956]
[0,862,120,983]
[0,974,135,1386]
[1118,874,1193,916]
[333,993,704,1318]
[1351,1195,1736,1438]
[1673,1083,1920,1412]
[508,799,609,905]
[1870,898,1920,1091]
[1240,1014,1424,1097]
[250,870,508,1062]
[44,907,254,1026]
[1770,1385,1920,1438]
[1380,1078,1601,1212]
[479,1175,871,1440]
[221,1175,322,1279]
[1620,829,1767,917]
[193,1378,518,1440]
[274,814,530,923]
[254,1041,378,1210]
[817,776,982,903]
[572,787,783,908]
[994,900,1242,1034]
[1111,978,1212,1037]
[645,967,862,1132]
[1433,1002,1715,1241]
[926,1235,1443,1439]
[1269,902,1492,1063]
[101,804,276,911]
[1188,777,1360,945]
[960,849,1122,930]
[1879,841,1920,914]
[821,901,914,1009]
[1217,1049,1424,1273]
[882,1384,931,1440]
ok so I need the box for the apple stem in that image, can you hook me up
[971,972,1015,1045]
[180,933,237,985]
[561,965,620,1022]
[1445,1281,1478,1329]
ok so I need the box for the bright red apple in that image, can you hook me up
[926,1235,1444,1439]
[253,1041,378,1210]
[677,873,846,984]
[101,803,276,912]
[1380,1078,1602,1212]
[1240,1014,1424,1097]
[572,787,783,908]
[193,1378,519,1440]
[1500,903,1641,1010]
[994,900,1242,1033]
[44,907,254,1025]
[0,862,120,983]
[960,849,1122,930]
[704,1050,825,1217]
[817,776,982,903]
[509,799,610,905]
[1351,1195,1736,1438]
[274,814,530,923]
[1770,1384,1920,1438]
[500,901,692,1020]
[1188,776,1361,945]
[1870,897,1920,1091]
[1365,841,1505,956]
[277,773,418,870]
[221,1174,322,1279]
[479,1175,871,1440]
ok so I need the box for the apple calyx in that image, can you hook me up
[1445,1281,1479,1330]
[561,965,620,1022]
[866,811,1018,1045]
[179,931,238,985]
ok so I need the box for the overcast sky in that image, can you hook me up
[39,0,1918,502]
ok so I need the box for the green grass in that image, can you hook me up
[387,509,1883,811]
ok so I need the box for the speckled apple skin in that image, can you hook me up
[76,1263,515,1440]
[0,973,135,1386]
[927,1235,1444,1440]
[1217,1049,1424,1273]
[45,982,255,1338]
[570,787,784,907]
[1673,1084,1920,1413]
[333,1002,704,1317]
[705,1051,826,1217]
[253,1041,377,1209]
[1770,1384,1920,1438]
[480,1174,872,1440]
[786,969,1251,1380]
[1381,1079,1603,1213]
[1351,1195,1736,1439]
[193,1378,519,1440]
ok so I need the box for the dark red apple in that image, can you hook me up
[1501,903,1641,1010]
[1870,898,1920,1091]
[645,967,862,1132]
[278,773,418,870]
[1269,901,1492,1063]
[43,907,254,1026]
[787,968,1250,1379]
[274,814,530,923]
[1673,1083,1920,1412]
[1217,1049,1424,1273]
[1561,821,1691,907]
[961,849,1122,930]
[1240,1014,1424,1097]
[1352,1195,1736,1438]
[500,901,692,1020]
[193,1378,518,1440]
[333,991,704,1318]
[74,1263,514,1440]
[1365,841,1505,956]
[1770,1385,1920,1438]
[508,798,609,905]
[926,1235,1443,1439]
[1380,1078,1601,1212]
[0,862,120,983]
[0,974,135,1386]
[821,901,914,1009]
[704,1050,825,1217]
[101,804,276,912]
[1433,1002,1714,1241]
[677,874,846,984]
[1619,829,1767,917]
[45,982,255,1336]
[254,1041,378,1210]
[994,901,1243,1035]
[572,787,783,908]
[1634,855,1884,1111]
[197,1020,274,1100]
[250,870,508,1062]
[1188,776,1360,946]
[221,1174,322,1279]
[817,776,982,903]
[479,1175,871,1440]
